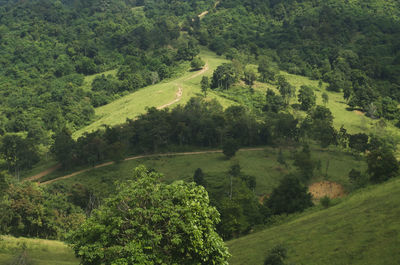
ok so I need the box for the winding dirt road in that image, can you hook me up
[38,148,265,185]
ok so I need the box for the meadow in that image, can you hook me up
[45,144,366,198]
[0,236,78,265]
[73,48,234,138]
[227,177,400,265]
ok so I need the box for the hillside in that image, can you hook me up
[227,177,400,265]
[0,236,78,265]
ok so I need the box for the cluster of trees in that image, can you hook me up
[52,97,269,168]
[69,165,230,264]
[193,160,314,240]
[193,0,400,122]
[0,172,85,239]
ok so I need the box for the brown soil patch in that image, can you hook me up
[353,110,364,116]
[308,181,346,200]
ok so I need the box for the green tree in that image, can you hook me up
[191,57,205,70]
[276,75,295,106]
[298,85,316,111]
[69,166,230,264]
[211,63,239,90]
[264,245,287,265]
[367,148,399,183]
[293,144,315,181]
[322,92,329,106]
[52,128,76,169]
[267,175,313,215]
[201,76,209,97]
[193,168,206,187]
[223,138,239,159]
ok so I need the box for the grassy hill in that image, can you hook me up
[227,177,400,265]
[0,236,78,265]
[73,48,235,138]
[43,145,365,198]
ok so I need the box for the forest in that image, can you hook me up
[0,0,399,264]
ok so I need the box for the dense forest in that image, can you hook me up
[0,0,399,264]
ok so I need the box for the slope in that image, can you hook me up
[73,48,234,138]
[0,236,78,265]
[227,177,400,265]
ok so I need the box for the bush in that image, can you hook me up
[320,196,331,208]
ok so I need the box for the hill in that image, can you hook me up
[227,177,400,265]
[0,235,78,265]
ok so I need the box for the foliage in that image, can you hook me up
[69,165,230,265]
[320,196,331,208]
[191,57,205,70]
[201,76,209,97]
[0,181,84,239]
[267,175,313,215]
[223,138,240,159]
[367,148,399,183]
[211,63,239,90]
[264,245,288,265]
[293,144,315,181]
[298,85,316,111]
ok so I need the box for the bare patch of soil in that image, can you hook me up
[308,181,346,199]
[353,110,364,116]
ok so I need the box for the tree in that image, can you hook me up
[201,76,209,97]
[244,66,257,87]
[264,89,284,113]
[191,57,205,70]
[193,168,206,187]
[322,92,329,105]
[367,148,399,183]
[267,175,313,215]
[211,63,239,90]
[69,166,230,265]
[298,85,316,111]
[0,134,39,178]
[276,75,295,106]
[293,144,315,181]
[264,245,287,265]
[349,133,369,153]
[52,128,76,169]
[223,138,239,159]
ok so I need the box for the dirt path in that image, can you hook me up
[25,164,61,182]
[39,147,265,185]
[198,10,209,18]
[185,63,209,81]
[157,86,183,110]
[157,63,208,110]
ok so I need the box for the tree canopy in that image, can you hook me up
[69,165,230,264]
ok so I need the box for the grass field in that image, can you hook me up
[73,48,234,138]
[45,144,365,198]
[227,176,400,265]
[0,236,78,265]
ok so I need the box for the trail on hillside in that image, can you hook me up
[38,148,265,185]
[157,63,209,110]
[185,63,209,81]
[25,164,61,182]
[157,86,183,110]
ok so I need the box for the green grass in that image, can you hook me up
[0,236,78,265]
[73,48,235,138]
[227,176,400,265]
[46,145,365,197]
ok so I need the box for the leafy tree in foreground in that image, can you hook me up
[69,165,230,265]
